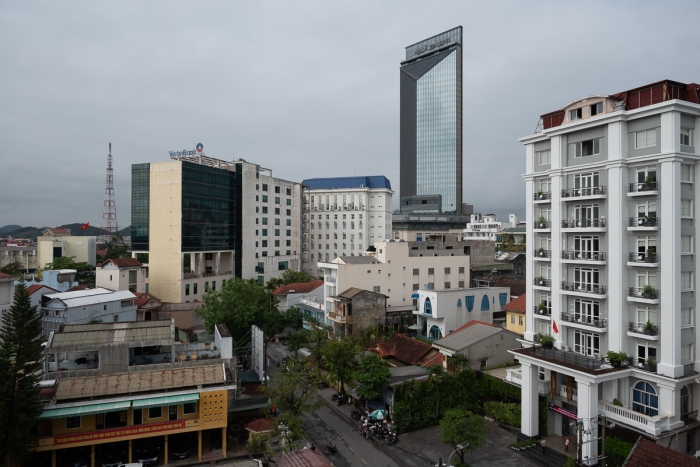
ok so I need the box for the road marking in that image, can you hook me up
[336,435,341,440]
[326,426,331,431]
[361,459,367,464]
[317,417,321,422]
[348,447,353,452]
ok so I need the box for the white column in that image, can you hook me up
[659,158,683,377]
[525,142,536,342]
[550,173,563,346]
[576,380,599,465]
[660,111,681,154]
[520,362,540,436]
[658,383,683,430]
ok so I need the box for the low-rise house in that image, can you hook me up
[134,292,162,321]
[40,288,137,337]
[0,243,38,272]
[328,288,386,337]
[37,320,236,465]
[23,269,79,293]
[432,320,520,370]
[413,286,511,340]
[0,272,14,316]
[96,258,148,293]
[37,231,96,267]
[26,284,58,309]
[622,437,700,466]
[272,280,324,312]
[370,334,442,368]
[504,294,526,336]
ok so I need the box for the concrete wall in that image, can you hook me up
[0,279,13,315]
[462,330,520,369]
[506,311,526,335]
[37,236,96,267]
[96,264,147,293]
[0,246,38,271]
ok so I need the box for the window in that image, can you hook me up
[682,164,693,182]
[185,284,190,296]
[274,229,280,236]
[590,102,603,116]
[444,267,451,274]
[635,129,657,148]
[682,271,693,290]
[148,407,162,419]
[373,286,380,293]
[66,416,81,429]
[262,183,268,191]
[262,229,268,236]
[286,230,291,236]
[275,208,280,215]
[633,381,658,416]
[682,199,693,218]
[682,308,693,327]
[574,330,599,356]
[683,344,694,363]
[275,197,280,204]
[286,240,291,246]
[569,108,582,121]
[510,315,515,324]
[262,206,268,214]
[182,402,196,415]
[205,281,209,291]
[262,240,268,247]
[286,209,292,216]
[286,219,291,226]
[287,199,292,206]
[274,218,280,225]
[262,195,268,203]
[458,266,465,274]
[681,128,693,146]
[480,295,490,311]
[424,298,432,314]
[262,218,268,225]
[571,138,601,157]
[458,281,464,288]
[682,235,693,253]
[518,316,523,326]
[413,268,419,275]
[193,283,198,294]
[444,282,450,289]
[428,268,435,275]
[275,186,280,194]
[286,188,292,195]
[536,150,551,165]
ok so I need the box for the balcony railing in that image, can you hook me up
[682,410,698,425]
[534,192,551,201]
[599,399,671,436]
[628,287,658,300]
[629,216,658,227]
[628,181,658,193]
[628,252,658,264]
[628,322,659,336]
[534,278,551,287]
[561,282,607,295]
[561,186,607,197]
[562,314,606,329]
[534,220,551,229]
[630,357,657,373]
[561,218,607,228]
[561,251,606,261]
[529,346,606,371]
[534,249,551,258]
[533,306,551,317]
[560,384,578,401]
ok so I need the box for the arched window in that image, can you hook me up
[429,325,442,340]
[481,295,490,311]
[424,298,432,315]
[457,299,462,307]
[465,296,474,312]
[633,381,658,416]
[499,293,508,307]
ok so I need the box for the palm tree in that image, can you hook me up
[428,364,446,416]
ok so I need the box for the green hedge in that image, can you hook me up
[484,401,521,428]
[605,436,634,467]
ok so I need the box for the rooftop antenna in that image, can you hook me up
[100,142,119,244]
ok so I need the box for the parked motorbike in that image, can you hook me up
[324,441,339,455]
[385,431,398,445]
[336,395,345,406]
[331,393,339,401]
[351,409,362,420]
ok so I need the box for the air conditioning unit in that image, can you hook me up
[593,352,600,359]
[561,345,569,352]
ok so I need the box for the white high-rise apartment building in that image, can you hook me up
[514,80,700,458]
[302,177,393,276]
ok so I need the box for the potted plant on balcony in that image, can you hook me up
[644,320,655,335]
[538,303,547,314]
[643,175,655,191]
[645,247,656,263]
[539,334,555,349]
[606,351,629,368]
[537,190,544,200]
[537,216,547,228]
[538,247,545,257]
[643,214,656,227]
[642,285,657,299]
[645,357,657,372]
[536,276,546,286]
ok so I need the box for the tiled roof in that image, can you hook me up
[26,284,58,296]
[502,294,526,313]
[433,321,505,353]
[371,334,433,365]
[302,176,392,191]
[273,280,324,296]
[494,277,525,297]
[49,321,172,350]
[623,437,700,467]
[97,258,142,268]
[133,292,161,308]
[419,352,444,368]
[44,228,71,236]
[54,364,225,400]
[336,287,365,299]
[0,272,13,280]
[245,417,276,433]
[65,285,88,292]
[277,449,331,467]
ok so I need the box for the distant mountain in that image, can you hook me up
[0,225,23,234]
[1,224,132,240]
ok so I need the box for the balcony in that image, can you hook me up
[525,346,607,371]
[561,250,606,264]
[561,282,607,298]
[561,185,607,200]
[559,384,578,401]
[599,399,672,436]
[627,322,659,340]
[627,287,659,305]
[534,249,551,260]
[534,192,551,203]
[533,306,552,318]
[628,216,659,231]
[682,410,699,426]
[561,218,607,231]
[327,312,349,323]
[534,278,551,289]
[505,368,550,395]
[627,252,658,267]
[628,181,659,196]
[562,314,607,332]
[629,357,658,373]
[534,220,551,230]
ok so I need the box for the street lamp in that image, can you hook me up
[447,442,469,466]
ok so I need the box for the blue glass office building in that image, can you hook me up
[400,27,463,214]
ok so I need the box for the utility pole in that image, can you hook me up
[576,419,583,467]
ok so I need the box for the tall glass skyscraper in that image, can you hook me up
[400,26,462,214]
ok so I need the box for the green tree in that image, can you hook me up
[0,283,44,465]
[0,262,23,277]
[355,354,391,402]
[322,338,359,394]
[281,306,303,330]
[197,278,282,344]
[264,358,322,417]
[275,413,305,452]
[246,433,273,458]
[439,410,486,466]
[428,364,446,416]
[286,329,312,358]
[104,233,129,259]
[265,269,317,291]
[44,256,94,282]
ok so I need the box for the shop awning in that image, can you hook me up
[407,324,422,330]
[132,393,199,410]
[38,401,132,419]
[410,294,420,299]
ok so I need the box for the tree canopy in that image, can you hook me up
[44,256,94,281]
[0,261,23,277]
[0,283,44,465]
[265,269,317,291]
[322,338,359,394]
[355,354,391,402]
[439,410,486,465]
[196,278,284,344]
[263,358,322,417]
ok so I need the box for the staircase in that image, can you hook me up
[201,430,211,455]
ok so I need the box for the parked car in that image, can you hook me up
[170,433,193,460]
[119,464,144,467]
[135,442,160,466]
[101,450,124,467]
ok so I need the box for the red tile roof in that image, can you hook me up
[371,334,433,366]
[623,437,700,467]
[133,292,160,308]
[97,258,142,268]
[502,294,526,313]
[277,449,331,467]
[66,285,89,292]
[419,352,444,368]
[44,228,71,236]
[273,280,324,296]
[245,417,276,433]
[450,320,497,335]
[26,284,58,296]
[0,272,13,280]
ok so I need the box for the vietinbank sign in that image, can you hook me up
[169,143,204,158]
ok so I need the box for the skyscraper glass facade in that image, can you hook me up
[400,26,462,214]
[131,163,150,251]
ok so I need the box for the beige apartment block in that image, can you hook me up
[37,235,96,268]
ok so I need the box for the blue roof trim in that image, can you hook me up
[302,176,392,191]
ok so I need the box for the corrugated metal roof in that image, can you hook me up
[433,322,503,353]
[38,401,131,419]
[55,365,225,400]
[50,321,172,349]
[52,290,136,308]
[302,176,392,191]
[132,393,199,409]
[336,256,379,264]
[45,287,114,301]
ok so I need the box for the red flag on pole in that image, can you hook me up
[79,222,90,230]
[552,320,559,334]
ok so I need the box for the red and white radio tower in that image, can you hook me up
[100,142,120,242]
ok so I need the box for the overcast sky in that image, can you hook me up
[3,0,700,228]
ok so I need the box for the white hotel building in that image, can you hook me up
[513,80,700,458]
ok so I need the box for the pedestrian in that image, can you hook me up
[310,444,316,451]
[564,437,570,452]
[541,438,547,455]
